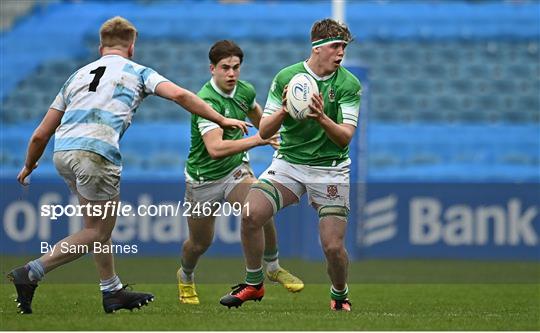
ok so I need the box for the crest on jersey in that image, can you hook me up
[233,169,243,180]
[328,88,335,102]
[327,185,338,198]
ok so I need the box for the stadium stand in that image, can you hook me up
[1,1,538,182]
[0,0,37,31]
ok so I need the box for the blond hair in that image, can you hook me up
[99,16,138,49]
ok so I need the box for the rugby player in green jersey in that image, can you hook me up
[220,19,361,311]
[177,40,303,305]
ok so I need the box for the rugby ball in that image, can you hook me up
[286,73,319,120]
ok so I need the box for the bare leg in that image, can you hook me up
[228,177,304,293]
[239,181,297,270]
[226,177,278,261]
[181,216,216,273]
[219,179,303,306]
[262,218,278,255]
[82,194,118,282]
[92,238,116,281]
[39,195,119,274]
[240,190,272,269]
[319,216,348,290]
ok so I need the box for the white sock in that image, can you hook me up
[266,259,281,273]
[100,275,123,293]
[178,267,194,283]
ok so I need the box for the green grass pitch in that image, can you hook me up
[1,256,539,330]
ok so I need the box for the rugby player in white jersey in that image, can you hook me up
[8,16,248,314]
[220,19,361,311]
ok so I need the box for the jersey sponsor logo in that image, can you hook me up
[267,170,276,175]
[361,195,398,247]
[327,185,338,198]
[224,108,230,117]
[328,88,336,102]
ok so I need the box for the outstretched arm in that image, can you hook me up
[155,82,249,134]
[17,108,63,185]
[202,128,266,160]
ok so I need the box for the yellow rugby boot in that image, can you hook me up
[177,270,199,305]
[178,281,199,304]
[266,267,304,293]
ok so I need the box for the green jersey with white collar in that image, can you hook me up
[186,79,256,181]
[263,61,361,167]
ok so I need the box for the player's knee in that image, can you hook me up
[322,240,345,258]
[98,232,113,244]
[87,229,110,244]
[191,241,211,255]
[184,236,211,254]
[241,208,265,230]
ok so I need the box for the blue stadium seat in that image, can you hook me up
[2,3,539,182]
[369,152,401,168]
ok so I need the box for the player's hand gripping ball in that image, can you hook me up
[286,73,319,120]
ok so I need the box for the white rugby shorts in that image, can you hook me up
[259,157,350,210]
[184,163,255,218]
[54,150,121,201]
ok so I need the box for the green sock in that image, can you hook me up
[330,285,348,301]
[263,248,279,262]
[245,267,264,285]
